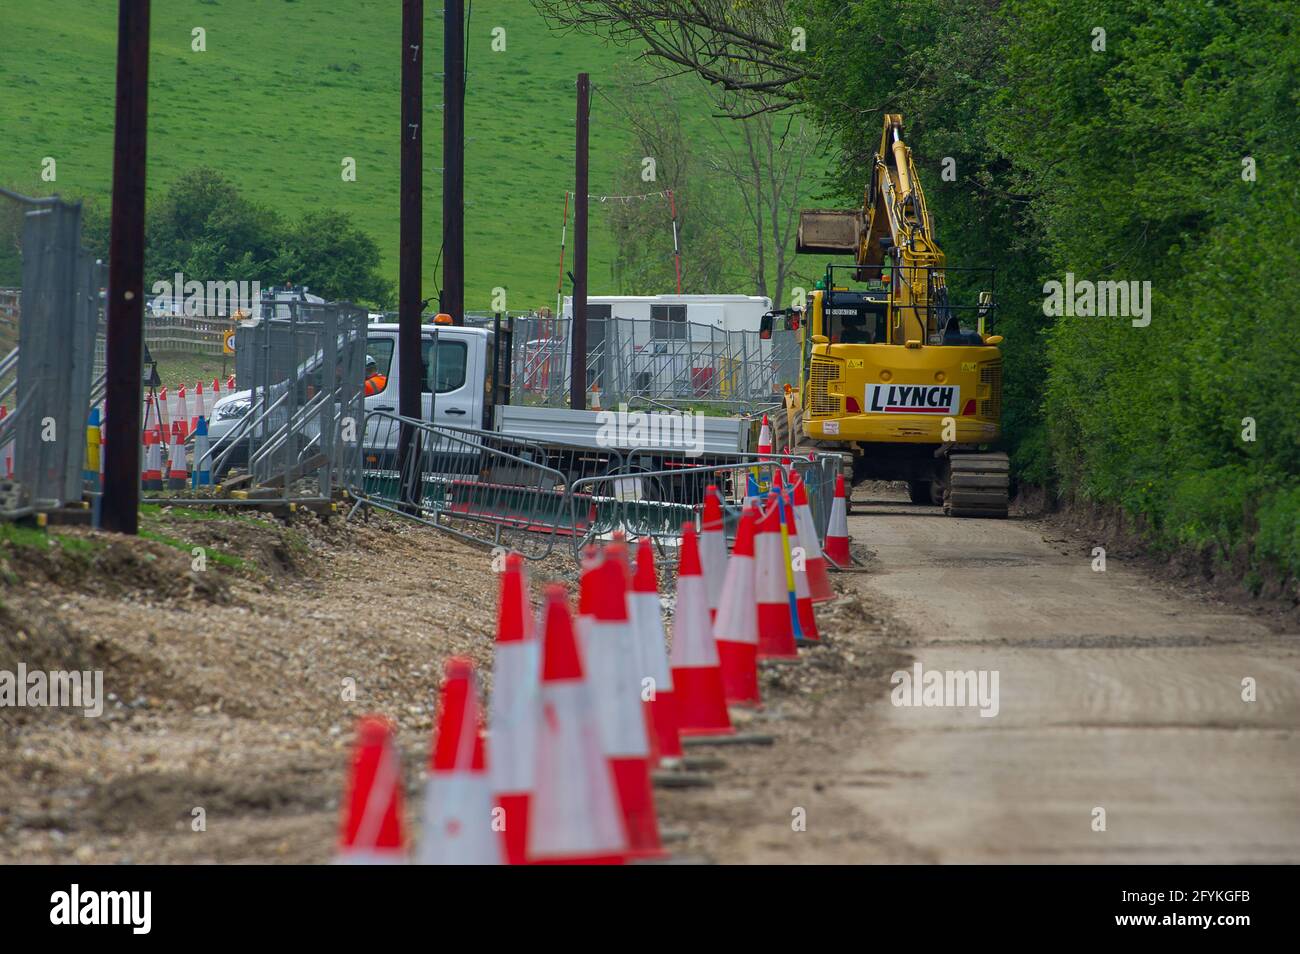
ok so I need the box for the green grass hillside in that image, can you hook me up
[0,0,686,310]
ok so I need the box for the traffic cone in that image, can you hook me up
[578,553,664,858]
[605,535,661,767]
[669,523,734,736]
[824,473,850,566]
[211,377,222,408]
[488,552,539,866]
[97,408,105,488]
[191,417,212,487]
[774,484,806,644]
[418,657,503,865]
[191,380,204,434]
[779,485,820,644]
[166,386,182,439]
[699,485,728,623]
[757,413,773,459]
[527,585,627,865]
[713,506,761,707]
[338,715,406,864]
[84,407,101,486]
[0,405,12,479]
[792,472,834,602]
[631,538,683,764]
[167,420,189,490]
[141,416,163,491]
[176,385,190,440]
[157,386,170,436]
[755,497,798,659]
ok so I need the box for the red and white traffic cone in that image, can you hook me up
[792,473,834,602]
[167,421,189,490]
[157,386,170,437]
[578,553,664,859]
[755,497,798,659]
[0,405,13,479]
[210,377,222,408]
[669,524,734,737]
[699,485,728,623]
[141,414,163,491]
[488,552,539,866]
[166,386,182,438]
[338,716,406,864]
[713,506,761,707]
[824,473,850,567]
[191,380,205,433]
[176,385,190,440]
[757,413,773,460]
[419,657,503,865]
[631,537,683,765]
[527,585,627,865]
[605,535,661,768]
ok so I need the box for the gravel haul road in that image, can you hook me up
[674,487,1299,863]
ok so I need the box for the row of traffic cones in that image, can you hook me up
[153,377,235,440]
[338,472,852,864]
[83,395,213,491]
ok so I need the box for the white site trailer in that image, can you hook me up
[559,294,774,401]
[561,294,773,332]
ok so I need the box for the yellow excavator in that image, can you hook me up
[773,113,1009,516]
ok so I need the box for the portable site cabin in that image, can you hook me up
[547,294,775,402]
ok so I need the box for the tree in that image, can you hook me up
[602,73,734,294]
[699,111,817,309]
[274,210,393,307]
[146,167,285,284]
[533,0,810,116]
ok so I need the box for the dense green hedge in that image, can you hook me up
[796,0,1298,579]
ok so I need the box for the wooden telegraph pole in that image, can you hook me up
[398,0,423,497]
[101,0,151,535]
[570,73,589,411]
[442,0,465,324]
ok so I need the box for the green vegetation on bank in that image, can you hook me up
[792,0,1298,579]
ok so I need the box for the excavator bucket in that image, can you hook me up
[796,209,864,255]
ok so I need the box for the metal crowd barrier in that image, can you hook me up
[346,407,842,565]
[568,449,841,563]
[349,411,620,560]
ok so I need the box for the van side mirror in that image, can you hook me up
[759,312,773,340]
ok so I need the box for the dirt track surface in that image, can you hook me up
[0,511,577,864]
[3,489,1297,863]
[667,488,1300,863]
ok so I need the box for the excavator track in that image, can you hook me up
[944,452,1009,518]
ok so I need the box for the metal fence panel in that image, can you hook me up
[0,190,98,517]
[198,300,366,501]
[569,449,841,563]
[509,315,800,414]
[351,411,581,559]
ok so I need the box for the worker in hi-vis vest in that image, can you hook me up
[363,355,387,396]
